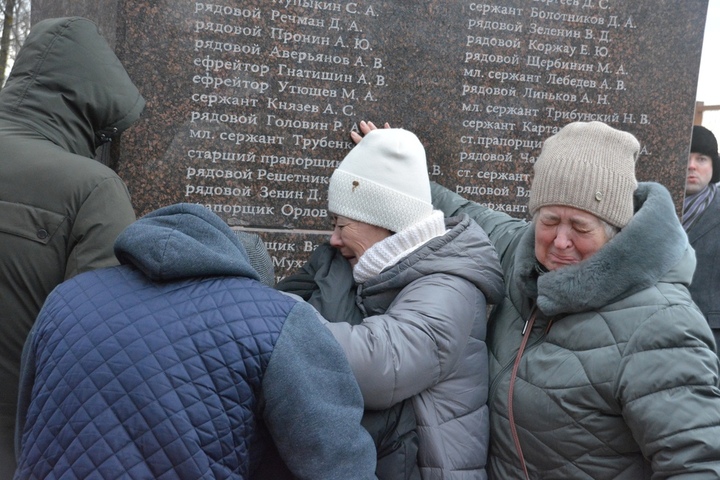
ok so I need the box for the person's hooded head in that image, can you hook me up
[114,203,274,286]
[0,17,145,158]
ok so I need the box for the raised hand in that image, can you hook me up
[350,120,391,144]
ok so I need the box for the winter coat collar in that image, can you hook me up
[362,213,505,306]
[686,192,720,243]
[114,203,261,283]
[353,211,446,284]
[515,182,693,316]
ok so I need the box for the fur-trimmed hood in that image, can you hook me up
[515,182,695,316]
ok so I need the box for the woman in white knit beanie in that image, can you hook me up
[277,124,504,480]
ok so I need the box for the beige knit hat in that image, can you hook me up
[328,128,433,232]
[528,121,639,228]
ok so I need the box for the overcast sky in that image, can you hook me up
[698,0,720,104]
[697,0,720,133]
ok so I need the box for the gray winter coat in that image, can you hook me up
[0,17,143,474]
[432,181,720,479]
[276,243,421,480]
[325,214,505,479]
[687,190,720,350]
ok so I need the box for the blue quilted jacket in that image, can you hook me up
[15,203,376,479]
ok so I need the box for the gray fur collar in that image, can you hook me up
[515,183,691,316]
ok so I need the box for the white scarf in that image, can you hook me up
[353,210,446,284]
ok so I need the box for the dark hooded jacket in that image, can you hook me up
[14,203,377,479]
[431,182,720,479]
[686,192,720,349]
[0,17,144,472]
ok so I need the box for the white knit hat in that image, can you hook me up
[328,128,433,232]
[528,121,639,228]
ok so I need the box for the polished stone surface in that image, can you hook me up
[32,0,708,279]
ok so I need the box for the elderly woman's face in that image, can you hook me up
[534,206,610,271]
[330,215,392,266]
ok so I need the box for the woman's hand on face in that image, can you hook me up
[350,120,391,144]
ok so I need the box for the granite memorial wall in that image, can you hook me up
[32,0,708,282]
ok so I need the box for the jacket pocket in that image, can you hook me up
[0,201,66,245]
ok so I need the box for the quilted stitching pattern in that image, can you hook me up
[17,266,295,479]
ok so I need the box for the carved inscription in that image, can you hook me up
[97,0,705,279]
